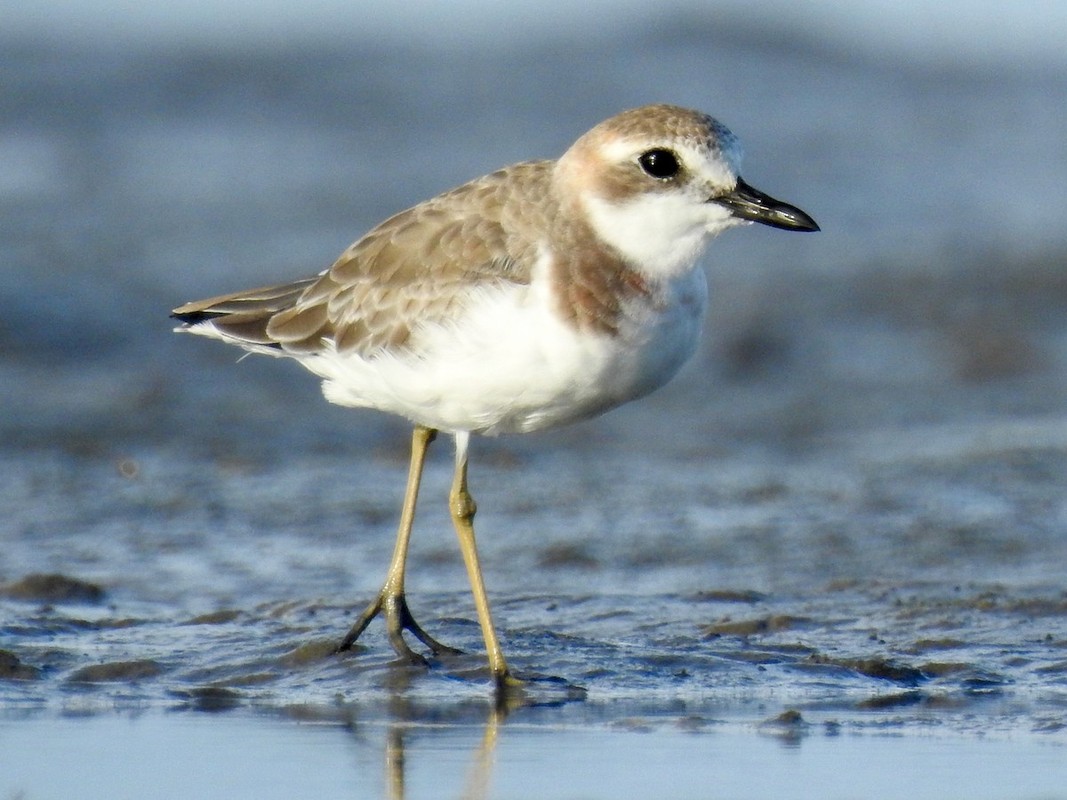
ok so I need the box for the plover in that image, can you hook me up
[172,104,819,694]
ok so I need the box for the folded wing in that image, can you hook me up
[172,161,552,359]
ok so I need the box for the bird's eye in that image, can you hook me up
[638,149,680,179]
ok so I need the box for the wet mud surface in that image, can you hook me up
[4,580,1067,737]
[3,441,1067,738]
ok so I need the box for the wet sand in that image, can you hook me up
[4,433,1067,728]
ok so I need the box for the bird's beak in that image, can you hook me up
[712,177,820,232]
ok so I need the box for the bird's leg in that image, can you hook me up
[448,432,522,694]
[336,425,461,661]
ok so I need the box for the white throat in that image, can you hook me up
[582,191,738,278]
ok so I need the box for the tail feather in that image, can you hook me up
[171,277,318,347]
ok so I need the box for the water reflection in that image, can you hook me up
[317,677,582,800]
[5,701,1067,800]
[379,706,503,800]
[460,712,499,800]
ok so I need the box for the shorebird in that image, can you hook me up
[172,104,818,694]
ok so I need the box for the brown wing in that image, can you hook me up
[172,161,555,357]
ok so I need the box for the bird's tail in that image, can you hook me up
[171,277,318,348]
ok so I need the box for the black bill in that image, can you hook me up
[713,177,820,232]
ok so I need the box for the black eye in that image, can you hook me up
[638,149,680,179]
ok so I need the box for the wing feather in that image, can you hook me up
[172,161,555,358]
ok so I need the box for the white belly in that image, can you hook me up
[312,267,708,435]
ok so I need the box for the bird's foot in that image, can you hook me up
[491,669,587,711]
[334,588,462,663]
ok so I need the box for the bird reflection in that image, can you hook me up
[380,702,504,800]
[459,708,500,800]
[328,657,580,800]
[334,661,583,798]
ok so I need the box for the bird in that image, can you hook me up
[172,104,819,695]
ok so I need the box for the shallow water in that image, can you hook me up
[3,6,1067,797]
[4,710,1067,800]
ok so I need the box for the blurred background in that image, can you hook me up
[2,0,1066,601]
[3,0,1066,453]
